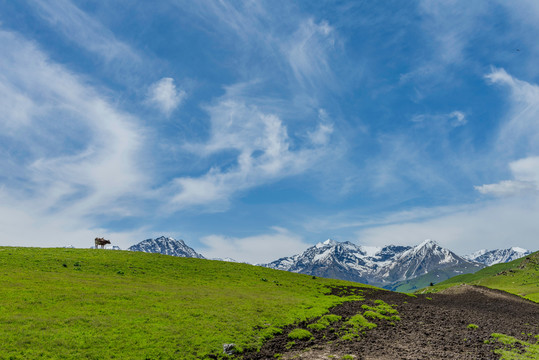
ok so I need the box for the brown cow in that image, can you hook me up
[94,237,111,249]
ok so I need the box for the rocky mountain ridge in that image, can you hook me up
[463,247,532,266]
[128,236,205,259]
[263,239,483,288]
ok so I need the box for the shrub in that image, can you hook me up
[307,323,326,331]
[467,324,479,330]
[288,328,313,341]
[261,327,283,341]
[308,314,342,331]
[341,313,377,339]
[362,300,399,315]
[320,314,342,324]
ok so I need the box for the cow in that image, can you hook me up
[94,237,111,249]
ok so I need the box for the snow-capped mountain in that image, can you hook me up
[128,236,205,259]
[264,239,482,288]
[464,247,531,266]
[377,239,478,282]
[266,239,375,283]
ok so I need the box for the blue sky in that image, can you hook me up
[1,1,539,263]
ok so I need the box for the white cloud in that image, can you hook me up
[180,3,339,91]
[411,110,467,127]
[168,98,321,210]
[510,156,539,181]
[147,77,186,116]
[0,29,148,247]
[449,111,467,126]
[475,156,539,197]
[400,1,488,87]
[474,180,537,197]
[0,81,37,131]
[355,197,539,254]
[199,227,310,264]
[474,70,539,197]
[0,193,148,249]
[180,0,270,45]
[308,109,334,145]
[486,68,539,155]
[282,19,337,89]
[418,1,483,64]
[28,0,139,63]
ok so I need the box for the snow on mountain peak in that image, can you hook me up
[316,239,337,248]
[463,249,488,260]
[465,247,531,266]
[264,238,530,289]
[360,245,382,257]
[417,239,438,248]
[264,238,477,285]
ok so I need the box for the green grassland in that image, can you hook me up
[418,251,539,302]
[0,247,373,359]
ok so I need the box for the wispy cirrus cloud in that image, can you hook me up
[282,18,338,89]
[411,110,467,127]
[174,1,340,92]
[28,0,139,63]
[0,29,148,247]
[486,67,539,155]
[399,1,489,90]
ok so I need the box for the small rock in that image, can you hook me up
[223,343,236,355]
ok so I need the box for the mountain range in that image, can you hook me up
[463,247,531,266]
[262,239,482,289]
[126,236,532,290]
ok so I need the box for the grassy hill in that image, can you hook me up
[417,251,539,302]
[0,247,374,359]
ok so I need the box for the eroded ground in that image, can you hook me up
[242,285,539,360]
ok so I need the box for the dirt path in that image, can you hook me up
[243,285,539,360]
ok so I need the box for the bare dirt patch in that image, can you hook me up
[242,285,538,359]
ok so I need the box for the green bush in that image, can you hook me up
[340,313,377,339]
[307,314,342,330]
[346,314,377,330]
[307,323,326,331]
[288,328,313,341]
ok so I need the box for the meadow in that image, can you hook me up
[0,247,372,359]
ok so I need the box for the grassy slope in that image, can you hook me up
[418,251,539,302]
[0,247,373,359]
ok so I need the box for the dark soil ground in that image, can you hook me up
[241,285,539,359]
